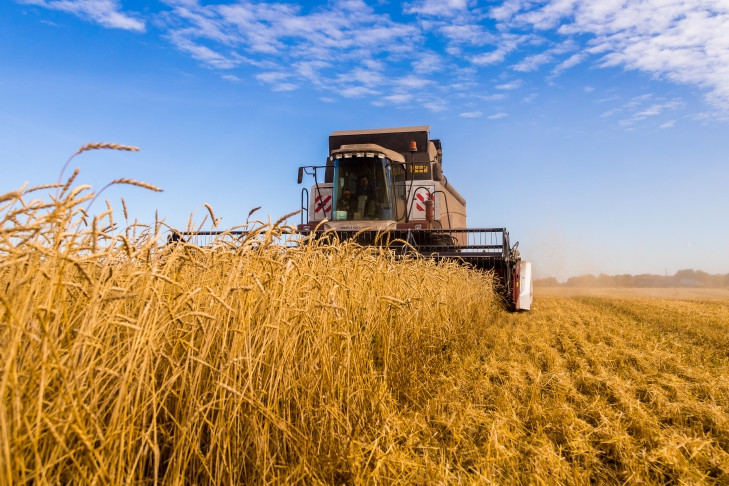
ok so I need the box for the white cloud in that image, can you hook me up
[439,23,493,46]
[552,52,587,75]
[412,52,445,73]
[475,93,507,101]
[395,75,432,89]
[272,82,298,92]
[385,94,414,104]
[156,0,429,105]
[487,112,508,119]
[511,38,579,73]
[660,120,676,128]
[459,111,482,118]
[614,97,685,127]
[507,0,729,109]
[170,34,243,69]
[295,60,332,83]
[21,0,145,31]
[23,0,729,117]
[256,71,289,83]
[255,71,299,91]
[512,51,553,72]
[362,58,385,71]
[495,80,523,90]
[488,0,530,22]
[339,67,383,87]
[405,0,470,18]
[471,33,529,65]
[423,100,448,112]
[340,86,379,98]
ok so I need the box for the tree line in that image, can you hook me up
[535,269,729,288]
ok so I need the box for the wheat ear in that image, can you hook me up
[108,179,163,193]
[75,143,140,155]
[57,142,141,196]
[204,203,221,228]
[86,179,163,213]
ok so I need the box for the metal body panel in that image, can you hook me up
[308,183,332,222]
[329,126,430,157]
[332,144,405,163]
[405,183,437,222]
[435,181,466,229]
[516,260,533,311]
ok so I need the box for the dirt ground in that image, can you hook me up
[535,286,729,300]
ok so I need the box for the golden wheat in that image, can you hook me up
[56,142,142,196]
[1,170,728,484]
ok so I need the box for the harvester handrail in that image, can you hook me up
[300,187,309,224]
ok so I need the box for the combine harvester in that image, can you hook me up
[296,126,532,311]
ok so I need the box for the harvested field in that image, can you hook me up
[2,172,728,484]
[537,286,729,300]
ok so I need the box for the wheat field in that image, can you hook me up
[1,153,728,484]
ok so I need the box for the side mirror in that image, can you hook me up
[297,167,304,184]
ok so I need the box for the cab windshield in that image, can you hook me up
[332,155,394,221]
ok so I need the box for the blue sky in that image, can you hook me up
[2,0,728,280]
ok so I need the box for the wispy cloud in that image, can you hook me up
[423,99,448,112]
[512,52,553,72]
[495,80,522,90]
[340,86,379,98]
[602,94,685,128]
[475,93,507,101]
[385,94,414,104]
[488,112,508,119]
[471,33,529,65]
[272,82,298,92]
[405,0,470,18]
[157,0,427,107]
[169,33,243,69]
[504,0,729,109]
[459,111,482,118]
[619,100,685,127]
[21,0,145,31]
[19,0,729,117]
[552,52,587,76]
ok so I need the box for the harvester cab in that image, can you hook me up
[297,126,465,233]
[296,125,533,311]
